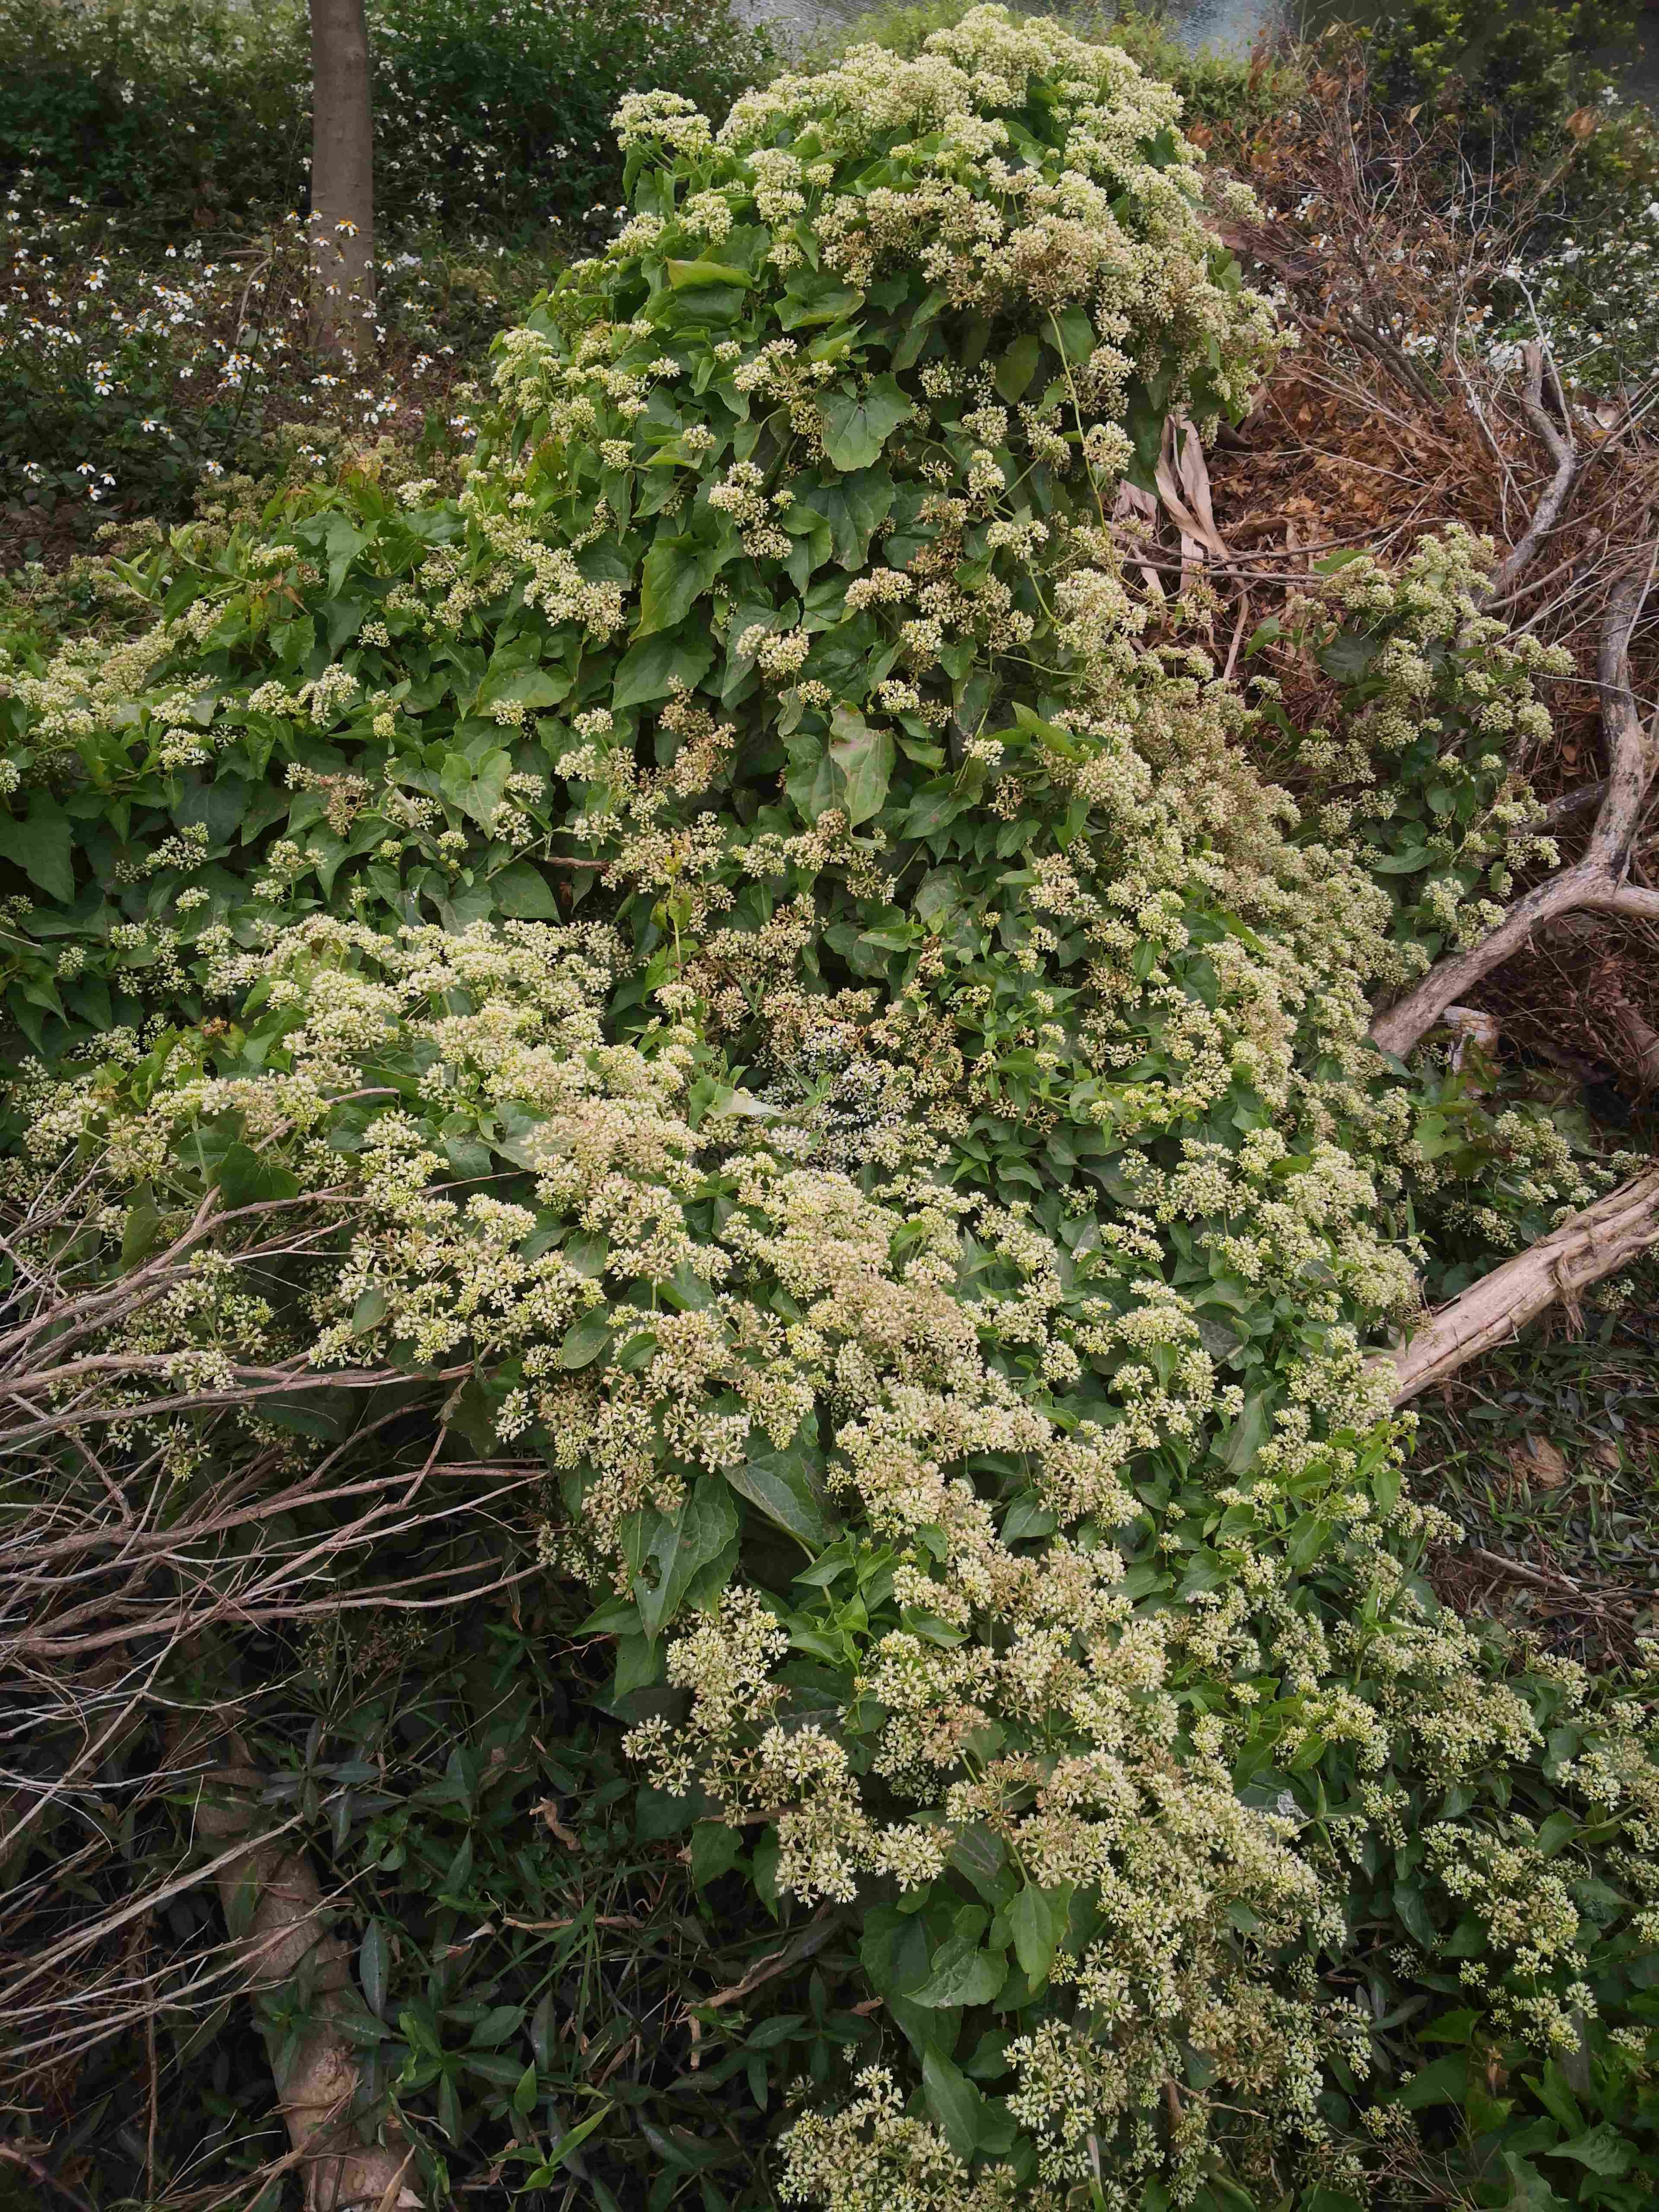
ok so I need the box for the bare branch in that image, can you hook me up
[1382,1167,1659,1404]
[1488,343,1578,598]
[1541,776,1608,826]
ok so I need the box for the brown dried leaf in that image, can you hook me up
[1509,1435,1569,1490]
[536,1797,580,1849]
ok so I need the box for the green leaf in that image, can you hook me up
[217,1143,300,1212]
[1392,1878,1439,1951]
[860,1902,931,1999]
[439,744,512,827]
[468,2004,524,2048]
[725,1445,840,1547]
[1535,1809,1578,1858]
[121,1192,163,1268]
[795,466,895,571]
[614,1632,663,1696]
[994,334,1043,402]
[922,2047,982,2162]
[626,1475,740,1641]
[1494,2155,1571,2211]
[1052,305,1095,362]
[1217,1393,1268,1475]
[488,861,560,918]
[947,1825,1011,1906]
[475,662,570,716]
[819,375,913,471]
[613,629,718,711]
[690,1819,744,1889]
[521,2104,611,2184]
[665,259,753,290]
[638,533,729,638]
[558,1309,613,1369]
[1008,1886,1058,1984]
[359,1920,390,2018]
[1548,2125,1634,2177]
[827,706,895,826]
[779,264,864,330]
[437,2070,462,2145]
[912,1929,1007,2009]
[1398,2052,1469,2109]
[0,795,74,903]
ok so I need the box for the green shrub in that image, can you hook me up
[368,0,778,238]
[810,0,1303,131]
[0,206,526,558]
[5,12,1658,2208]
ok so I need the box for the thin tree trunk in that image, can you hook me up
[310,0,375,362]
[194,1742,421,2210]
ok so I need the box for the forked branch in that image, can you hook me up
[192,1741,421,2210]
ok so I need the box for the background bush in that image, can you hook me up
[1359,0,1640,153]
[0,0,776,239]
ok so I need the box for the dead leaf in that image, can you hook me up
[1111,479,1166,597]
[535,1797,580,1849]
[1154,413,1234,569]
[1509,1435,1568,1489]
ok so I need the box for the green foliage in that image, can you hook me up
[7,1583,835,2209]
[4,13,1658,2211]
[0,303,264,540]
[810,0,1303,130]
[1487,99,1659,395]
[367,0,777,239]
[0,202,543,564]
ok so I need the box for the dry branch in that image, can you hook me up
[1488,345,1578,598]
[1384,1166,1659,1403]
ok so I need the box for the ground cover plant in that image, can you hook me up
[0,199,515,568]
[3,9,1659,2210]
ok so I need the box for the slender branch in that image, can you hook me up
[1585,564,1659,876]
[0,1360,467,1453]
[689,1907,854,2016]
[1487,343,1578,597]
[1383,1167,1659,1403]
[1541,776,1608,827]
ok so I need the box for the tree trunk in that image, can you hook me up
[310,0,375,362]
[194,1742,422,2210]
